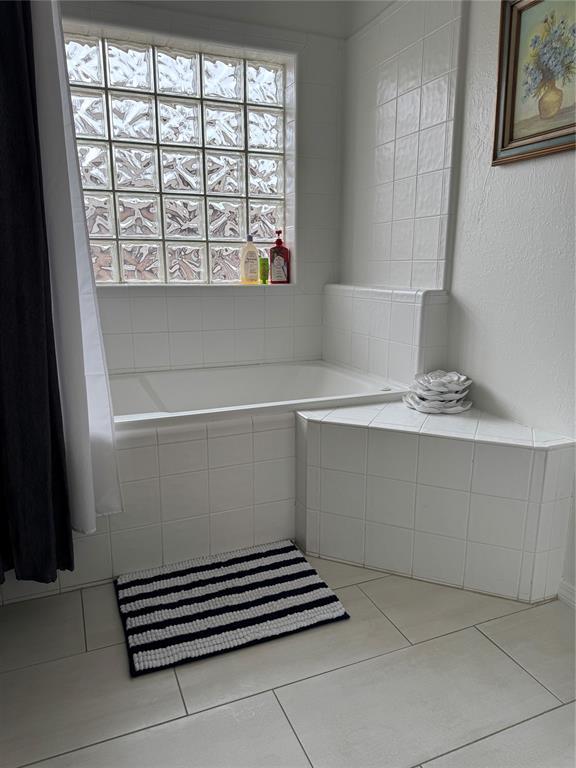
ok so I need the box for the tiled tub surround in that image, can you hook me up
[297,403,575,603]
[341,0,463,289]
[323,284,449,385]
[98,283,327,374]
[0,414,297,604]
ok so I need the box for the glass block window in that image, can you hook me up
[65,34,286,284]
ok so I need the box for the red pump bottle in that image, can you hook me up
[269,230,290,284]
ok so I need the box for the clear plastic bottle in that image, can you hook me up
[240,235,259,284]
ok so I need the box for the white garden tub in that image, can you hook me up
[111,361,398,423]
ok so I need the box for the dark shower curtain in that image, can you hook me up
[0,0,73,583]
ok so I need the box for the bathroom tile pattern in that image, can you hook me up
[0,413,296,603]
[322,283,449,385]
[341,0,462,289]
[2,548,572,768]
[99,284,328,373]
[299,404,574,602]
[276,628,559,768]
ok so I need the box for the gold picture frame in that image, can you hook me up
[493,0,576,165]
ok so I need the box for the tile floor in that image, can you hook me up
[0,557,574,768]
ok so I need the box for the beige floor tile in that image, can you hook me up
[0,644,184,768]
[360,575,528,643]
[427,702,575,768]
[276,628,558,768]
[36,692,309,768]
[306,555,387,588]
[82,583,124,651]
[478,601,575,703]
[0,591,84,673]
[176,585,408,714]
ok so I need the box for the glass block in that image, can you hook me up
[113,144,159,191]
[65,35,104,86]
[163,197,205,239]
[202,55,243,101]
[248,154,284,197]
[209,243,241,283]
[205,151,245,196]
[71,89,107,139]
[121,242,163,282]
[77,142,111,189]
[156,48,199,97]
[207,198,246,241]
[158,98,201,146]
[257,244,273,262]
[166,243,207,282]
[90,241,118,282]
[203,103,244,149]
[247,61,283,106]
[249,201,284,241]
[116,193,160,238]
[106,40,152,91]
[248,108,284,152]
[110,93,156,142]
[161,149,203,194]
[84,192,115,238]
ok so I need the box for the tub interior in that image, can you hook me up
[110,362,392,418]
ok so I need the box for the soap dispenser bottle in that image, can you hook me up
[240,234,259,284]
[269,230,290,284]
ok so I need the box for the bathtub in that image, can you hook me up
[111,361,399,423]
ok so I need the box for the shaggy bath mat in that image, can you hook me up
[114,540,349,676]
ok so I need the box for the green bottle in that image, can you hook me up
[259,253,269,284]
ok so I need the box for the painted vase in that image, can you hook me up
[538,81,563,119]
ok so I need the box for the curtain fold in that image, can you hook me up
[30,0,123,534]
[0,0,122,585]
[0,0,73,582]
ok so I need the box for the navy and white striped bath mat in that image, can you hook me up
[114,540,349,676]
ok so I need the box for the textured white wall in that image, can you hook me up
[449,0,575,597]
[448,0,575,438]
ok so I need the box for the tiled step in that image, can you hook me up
[296,402,574,602]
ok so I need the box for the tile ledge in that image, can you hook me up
[298,400,575,449]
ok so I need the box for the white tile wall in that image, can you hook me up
[322,284,449,386]
[342,0,462,289]
[3,411,572,606]
[297,412,574,603]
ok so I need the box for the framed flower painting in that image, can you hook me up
[493,0,576,164]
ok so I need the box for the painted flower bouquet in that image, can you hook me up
[522,10,576,118]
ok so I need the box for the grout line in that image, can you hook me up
[355,582,538,649]
[18,712,192,768]
[361,427,369,565]
[272,690,314,768]
[335,572,393,587]
[79,589,88,654]
[475,625,565,704]
[173,668,189,715]
[357,583,413,646]
[0,649,91,677]
[415,700,570,768]
[404,604,536,648]
[13,602,563,767]
[461,440,476,589]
